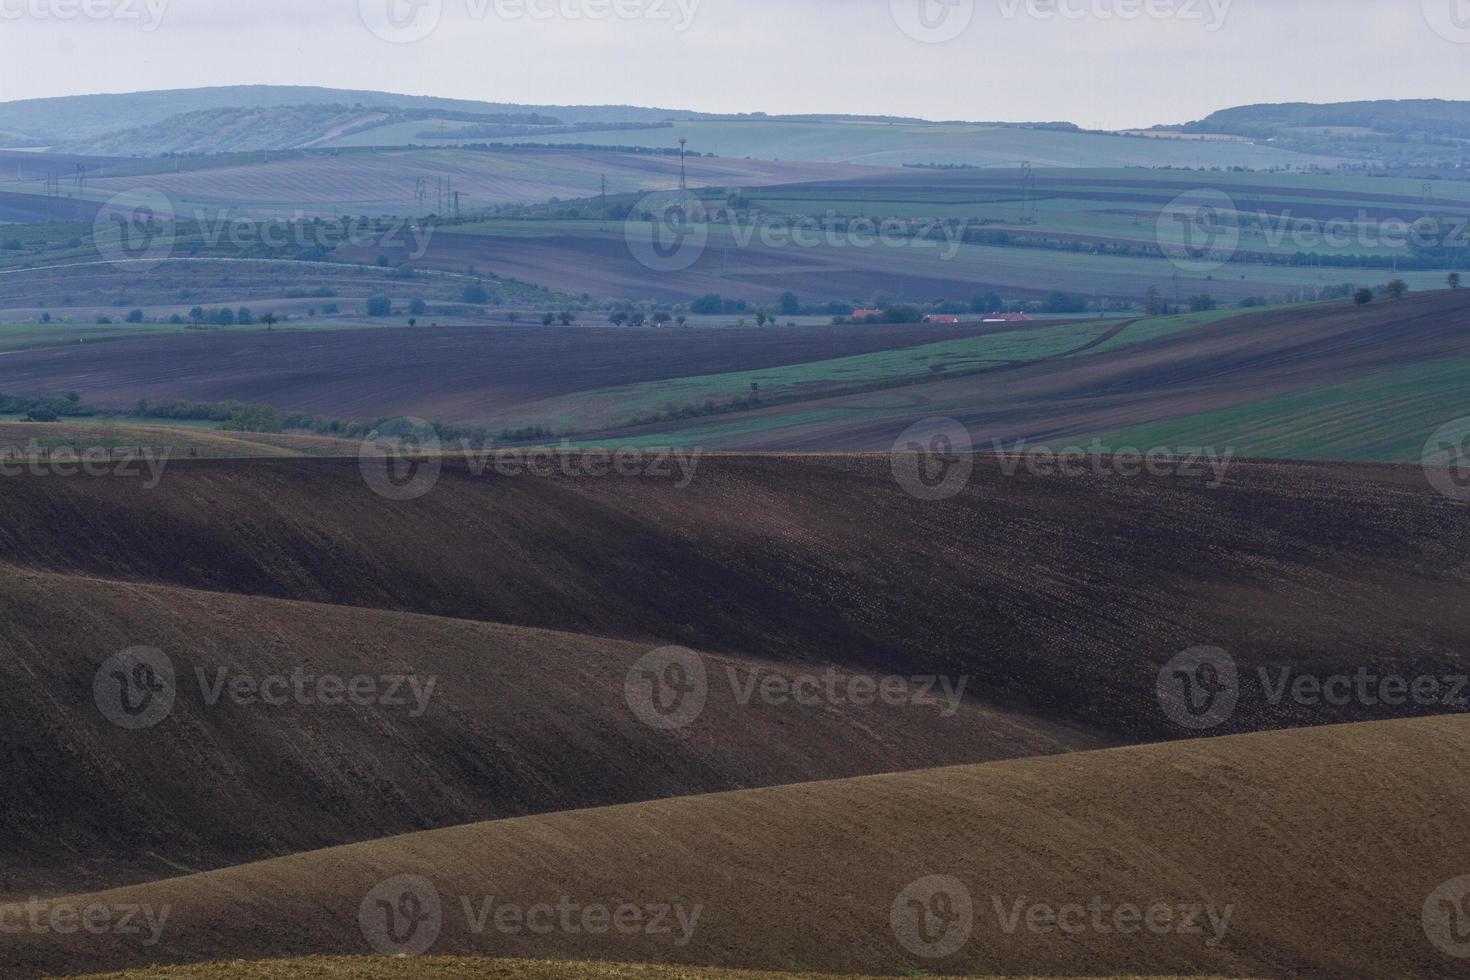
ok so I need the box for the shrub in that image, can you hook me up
[366,296,392,317]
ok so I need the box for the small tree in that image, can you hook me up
[408,318,417,328]
[1353,288,1374,306]
[754,311,769,327]
[237,307,253,325]
[676,315,688,327]
[126,309,144,323]
[778,291,801,316]
[1187,294,1216,312]
[463,284,489,304]
[409,297,428,316]
[1144,286,1165,316]
[366,296,392,317]
[189,306,205,329]
[652,312,672,326]
[541,312,555,326]
[558,311,576,326]
[260,313,277,330]
[1386,279,1409,300]
[1450,273,1462,290]
[609,312,628,326]
[630,313,647,327]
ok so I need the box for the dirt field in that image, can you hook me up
[18,716,1469,978]
[1,291,1466,459]
[0,320,1012,424]
[595,289,1470,452]
[72,957,1224,980]
[0,562,1101,899]
[0,454,1464,741]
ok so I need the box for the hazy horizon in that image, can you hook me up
[0,0,1464,130]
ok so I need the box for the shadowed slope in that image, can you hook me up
[18,716,1469,978]
[0,566,1098,897]
[0,454,1465,745]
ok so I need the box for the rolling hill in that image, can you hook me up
[16,715,1470,977]
[1,564,1096,898]
[0,87,685,146]
[0,453,1464,747]
[3,291,1465,459]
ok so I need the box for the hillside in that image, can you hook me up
[0,564,1095,897]
[0,454,1464,745]
[0,87,685,145]
[582,290,1470,453]
[72,957,1223,979]
[1179,98,1470,140]
[17,715,1470,977]
[3,292,1466,457]
[1174,99,1470,167]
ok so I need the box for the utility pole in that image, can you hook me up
[678,138,688,213]
[1020,161,1036,223]
[600,175,608,231]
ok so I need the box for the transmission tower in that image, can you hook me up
[600,175,609,231]
[1020,161,1037,223]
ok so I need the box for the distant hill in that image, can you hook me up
[0,86,991,151]
[0,86,687,146]
[1176,99,1470,140]
[1168,99,1470,167]
[55,103,573,156]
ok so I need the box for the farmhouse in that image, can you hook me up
[851,308,884,321]
[924,314,961,324]
[981,312,1033,323]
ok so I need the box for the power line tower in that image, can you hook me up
[600,175,609,231]
[74,165,86,221]
[1019,161,1037,224]
[416,178,428,216]
[678,138,689,212]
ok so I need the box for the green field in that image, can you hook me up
[495,309,1249,435]
[473,119,1356,169]
[1088,358,1470,461]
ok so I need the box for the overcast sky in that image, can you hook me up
[0,0,1464,128]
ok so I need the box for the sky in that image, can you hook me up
[0,0,1465,129]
